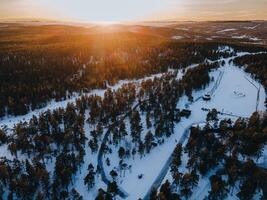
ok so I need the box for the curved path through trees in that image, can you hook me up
[98,57,225,199]
[97,104,139,198]
[142,122,204,200]
[97,51,264,199]
[143,61,227,200]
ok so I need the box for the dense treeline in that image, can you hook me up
[95,61,219,199]
[0,28,235,117]
[229,43,266,54]
[1,24,267,200]
[102,61,218,160]
[0,83,136,199]
[233,53,267,87]
[0,60,218,199]
[165,112,267,200]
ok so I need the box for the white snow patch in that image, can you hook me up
[102,53,266,199]
[171,35,183,40]
[244,24,260,30]
[217,28,236,33]
[0,72,173,130]
[175,27,189,31]
[232,35,247,39]
[249,36,261,41]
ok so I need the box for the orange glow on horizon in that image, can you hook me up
[0,0,266,22]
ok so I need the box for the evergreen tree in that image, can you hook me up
[138,141,145,158]
[146,112,152,129]
[109,170,118,181]
[107,181,119,198]
[208,174,228,200]
[119,120,128,138]
[130,110,143,146]
[144,131,154,153]
[84,164,95,190]
[118,147,126,159]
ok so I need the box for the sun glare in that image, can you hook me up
[0,0,266,23]
[92,21,121,25]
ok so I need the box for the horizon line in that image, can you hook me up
[0,17,266,24]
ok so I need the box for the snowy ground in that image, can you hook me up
[0,68,179,199]
[73,116,108,199]
[0,58,202,199]
[101,53,266,199]
[0,48,266,200]
[232,35,262,42]
[217,29,237,33]
[172,36,184,40]
[160,62,266,200]
[0,71,171,130]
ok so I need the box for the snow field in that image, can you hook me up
[0,48,266,200]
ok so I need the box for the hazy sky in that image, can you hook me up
[0,0,266,22]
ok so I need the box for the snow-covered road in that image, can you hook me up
[143,121,205,200]
[0,48,266,200]
[120,51,266,200]
[140,54,266,200]
[143,57,227,200]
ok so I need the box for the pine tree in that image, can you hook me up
[96,123,103,138]
[95,188,106,200]
[206,109,218,122]
[146,112,152,129]
[88,138,98,153]
[144,130,154,153]
[109,170,118,181]
[130,110,143,146]
[180,173,193,198]
[0,129,7,144]
[138,141,145,158]
[84,169,95,190]
[172,144,182,168]
[106,158,110,166]
[208,174,228,200]
[118,147,126,159]
[119,120,127,138]
[107,181,119,198]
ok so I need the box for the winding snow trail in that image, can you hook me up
[97,104,139,199]
[0,49,266,200]
[0,72,171,130]
[142,60,226,200]
[96,50,266,200]
[141,51,266,200]
[143,122,205,200]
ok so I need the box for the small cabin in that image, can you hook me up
[180,109,191,118]
[202,93,211,101]
[201,107,210,111]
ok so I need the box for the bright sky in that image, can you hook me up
[0,0,267,22]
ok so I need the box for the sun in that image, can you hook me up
[92,21,121,26]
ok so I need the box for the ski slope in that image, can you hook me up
[0,48,266,200]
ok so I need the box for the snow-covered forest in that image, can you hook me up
[0,21,266,200]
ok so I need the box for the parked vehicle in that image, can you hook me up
[202,93,211,101]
